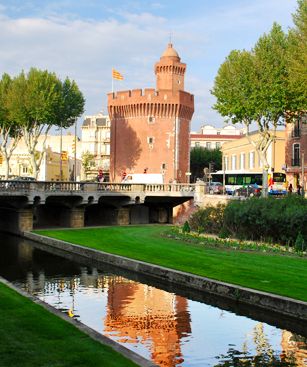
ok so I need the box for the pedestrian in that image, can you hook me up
[97,169,103,182]
[288,183,293,194]
[297,184,301,195]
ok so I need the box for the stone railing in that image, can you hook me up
[0,180,195,195]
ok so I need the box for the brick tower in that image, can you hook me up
[108,43,194,183]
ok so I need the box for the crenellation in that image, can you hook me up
[108,89,193,106]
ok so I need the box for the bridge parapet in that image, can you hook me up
[0,180,195,197]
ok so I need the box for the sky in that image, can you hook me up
[0,0,299,133]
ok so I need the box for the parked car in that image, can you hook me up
[208,181,223,194]
[233,185,261,197]
[12,176,36,181]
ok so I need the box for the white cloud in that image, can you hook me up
[0,0,298,132]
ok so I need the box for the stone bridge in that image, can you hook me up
[0,181,196,234]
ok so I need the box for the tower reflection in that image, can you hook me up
[104,277,191,367]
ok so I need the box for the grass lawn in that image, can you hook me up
[35,225,307,303]
[0,282,139,367]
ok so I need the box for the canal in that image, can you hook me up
[0,233,306,367]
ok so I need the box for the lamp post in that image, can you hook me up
[74,119,77,182]
[60,121,63,181]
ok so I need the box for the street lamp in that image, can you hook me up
[60,121,63,181]
[74,118,77,182]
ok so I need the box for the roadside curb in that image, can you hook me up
[0,276,157,367]
[24,231,307,321]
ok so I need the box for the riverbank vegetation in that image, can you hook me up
[0,282,138,367]
[189,195,307,249]
[36,225,307,302]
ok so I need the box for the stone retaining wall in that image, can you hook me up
[24,231,307,322]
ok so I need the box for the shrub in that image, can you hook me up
[295,232,306,253]
[223,195,307,245]
[189,203,226,234]
[189,196,307,246]
[182,221,191,233]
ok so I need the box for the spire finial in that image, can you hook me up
[169,31,172,45]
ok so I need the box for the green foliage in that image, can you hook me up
[223,196,307,245]
[211,49,256,126]
[253,23,289,123]
[190,146,222,182]
[182,221,191,233]
[82,151,96,173]
[4,68,85,178]
[189,203,226,234]
[287,0,307,111]
[295,232,306,253]
[218,226,231,239]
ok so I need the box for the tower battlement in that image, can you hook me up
[108,88,194,120]
[108,88,193,103]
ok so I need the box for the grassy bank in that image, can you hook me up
[36,226,307,302]
[0,282,138,367]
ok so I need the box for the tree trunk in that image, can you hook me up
[262,168,269,198]
[4,156,10,179]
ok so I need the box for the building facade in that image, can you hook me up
[285,114,307,193]
[81,112,111,180]
[221,130,286,174]
[108,43,194,183]
[190,124,245,150]
[0,134,81,181]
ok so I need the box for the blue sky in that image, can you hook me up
[0,0,298,131]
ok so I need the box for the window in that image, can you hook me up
[231,155,237,170]
[292,143,300,166]
[216,142,221,149]
[22,166,28,174]
[147,137,154,144]
[292,118,301,138]
[148,116,155,124]
[249,152,255,169]
[161,163,166,170]
[195,142,200,147]
[240,153,245,170]
[224,156,228,171]
[217,131,221,135]
[206,142,211,149]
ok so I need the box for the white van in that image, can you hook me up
[123,173,163,184]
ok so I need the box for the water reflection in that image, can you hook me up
[104,277,190,366]
[282,331,307,367]
[214,324,301,366]
[0,233,306,367]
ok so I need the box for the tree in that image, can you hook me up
[212,24,289,196]
[81,151,96,179]
[190,146,222,182]
[287,0,307,112]
[7,68,85,178]
[0,73,22,179]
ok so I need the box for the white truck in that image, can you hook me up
[123,173,164,184]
